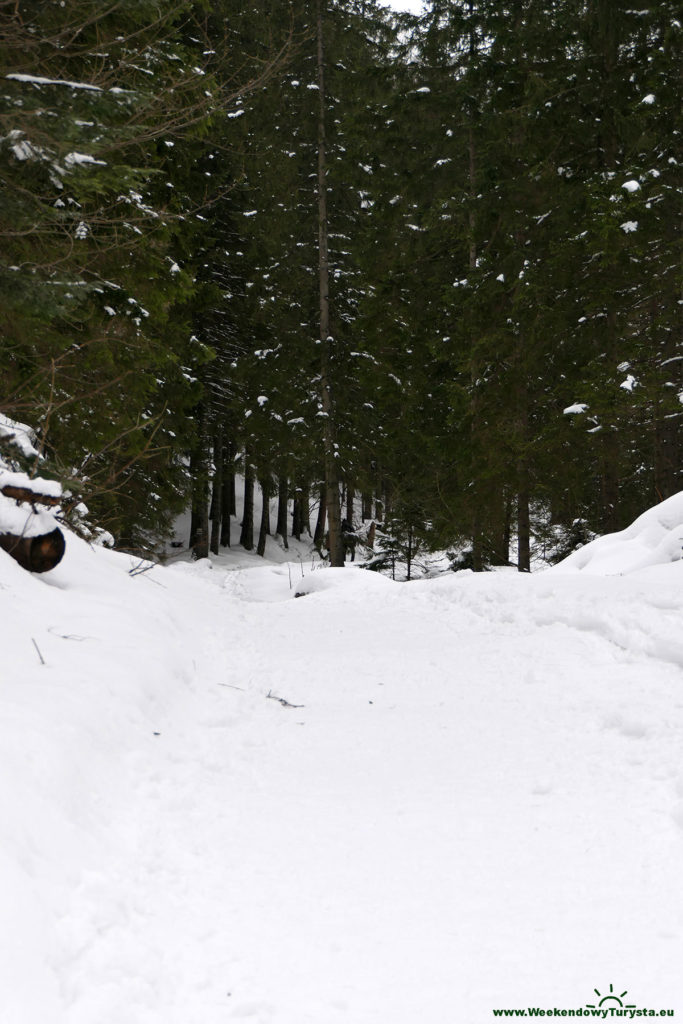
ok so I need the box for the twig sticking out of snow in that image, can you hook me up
[31,638,45,665]
[129,559,155,577]
[266,690,304,709]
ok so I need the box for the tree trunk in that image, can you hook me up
[517,467,531,572]
[316,0,344,567]
[240,453,254,551]
[220,442,231,547]
[467,94,484,573]
[502,493,512,565]
[515,339,531,572]
[257,475,271,557]
[228,444,236,515]
[276,473,289,548]
[652,283,682,500]
[210,431,223,555]
[291,489,302,541]
[471,508,483,573]
[361,492,372,521]
[600,432,620,533]
[189,507,200,549]
[654,404,680,501]
[300,483,311,536]
[600,307,621,531]
[191,403,210,560]
[383,481,392,519]
[209,467,217,522]
[313,485,327,548]
[346,483,355,527]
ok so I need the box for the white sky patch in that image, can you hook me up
[621,220,639,233]
[380,0,425,11]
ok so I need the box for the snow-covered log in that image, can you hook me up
[0,471,65,572]
[0,525,65,573]
[0,483,62,507]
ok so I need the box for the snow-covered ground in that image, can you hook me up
[2,495,683,1022]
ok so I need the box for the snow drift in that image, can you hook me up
[554,491,683,575]
[1,494,683,1022]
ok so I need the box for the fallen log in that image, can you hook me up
[0,483,62,507]
[0,526,66,573]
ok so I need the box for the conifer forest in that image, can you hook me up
[1,1,680,570]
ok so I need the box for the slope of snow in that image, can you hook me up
[554,491,683,575]
[2,499,683,1022]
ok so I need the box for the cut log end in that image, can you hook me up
[0,526,66,573]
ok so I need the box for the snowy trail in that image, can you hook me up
[2,541,683,1021]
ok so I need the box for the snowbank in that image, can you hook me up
[2,493,683,1022]
[554,490,683,575]
[0,412,40,459]
[0,533,208,1023]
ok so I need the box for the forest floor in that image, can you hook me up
[2,497,683,1023]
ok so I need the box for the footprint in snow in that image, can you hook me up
[601,713,648,739]
[670,803,683,831]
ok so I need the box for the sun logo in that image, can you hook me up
[586,983,636,1010]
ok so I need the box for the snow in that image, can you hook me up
[0,469,61,497]
[0,499,58,538]
[0,433,63,538]
[64,152,107,168]
[563,402,588,414]
[621,220,639,233]
[2,494,683,1021]
[553,490,683,576]
[10,137,40,161]
[0,413,40,458]
[6,73,102,92]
